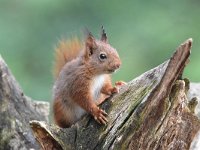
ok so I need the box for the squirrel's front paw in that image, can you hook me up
[92,107,108,125]
[112,81,127,93]
[115,81,127,86]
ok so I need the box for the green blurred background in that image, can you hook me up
[0,0,200,101]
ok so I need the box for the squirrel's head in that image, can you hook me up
[83,27,121,74]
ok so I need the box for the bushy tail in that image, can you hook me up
[53,38,82,78]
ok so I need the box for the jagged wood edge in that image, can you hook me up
[127,38,200,149]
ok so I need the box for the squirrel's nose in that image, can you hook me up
[114,63,121,69]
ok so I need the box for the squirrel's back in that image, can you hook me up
[53,38,82,78]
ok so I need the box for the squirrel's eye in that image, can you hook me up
[99,53,107,60]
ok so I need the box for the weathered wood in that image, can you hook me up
[28,38,200,150]
[0,55,49,150]
[188,83,200,118]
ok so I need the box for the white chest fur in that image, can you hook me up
[91,75,105,101]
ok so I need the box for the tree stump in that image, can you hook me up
[0,55,49,150]
[0,39,200,150]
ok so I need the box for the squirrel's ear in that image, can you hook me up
[84,31,97,59]
[85,32,97,50]
[101,26,108,43]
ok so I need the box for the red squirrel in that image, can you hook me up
[53,27,123,128]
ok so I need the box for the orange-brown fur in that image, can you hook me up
[53,97,72,127]
[53,38,82,78]
[53,29,121,128]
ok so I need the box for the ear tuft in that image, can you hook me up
[101,26,108,43]
[84,30,97,60]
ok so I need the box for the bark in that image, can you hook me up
[0,38,200,150]
[0,55,49,150]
